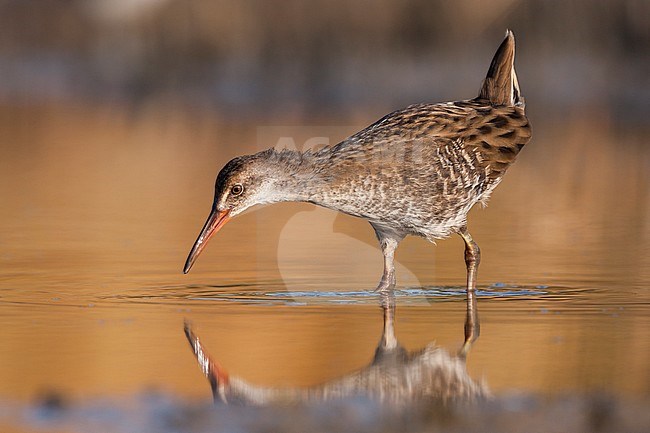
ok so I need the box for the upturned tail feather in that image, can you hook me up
[478,30,524,108]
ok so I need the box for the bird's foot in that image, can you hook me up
[373,280,395,295]
[377,290,396,309]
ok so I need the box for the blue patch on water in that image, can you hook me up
[399,285,548,299]
[265,290,374,299]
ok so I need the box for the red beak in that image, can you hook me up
[183,208,232,274]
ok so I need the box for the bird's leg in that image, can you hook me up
[458,227,480,351]
[459,286,480,358]
[459,228,481,292]
[378,290,397,350]
[374,237,399,294]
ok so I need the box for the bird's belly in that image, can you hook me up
[318,196,474,241]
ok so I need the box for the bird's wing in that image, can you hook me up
[331,101,530,185]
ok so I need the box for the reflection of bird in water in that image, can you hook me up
[184,293,486,405]
[183,31,531,306]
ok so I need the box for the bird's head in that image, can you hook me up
[182,151,293,274]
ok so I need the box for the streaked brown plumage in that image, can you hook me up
[183,31,532,309]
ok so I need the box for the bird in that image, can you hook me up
[183,30,532,300]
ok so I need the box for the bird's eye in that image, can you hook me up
[231,184,244,196]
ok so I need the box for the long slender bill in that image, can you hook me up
[183,208,231,274]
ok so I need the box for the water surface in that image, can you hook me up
[0,105,649,409]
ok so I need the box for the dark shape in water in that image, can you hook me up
[183,292,486,405]
[183,31,531,309]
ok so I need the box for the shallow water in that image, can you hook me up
[0,106,649,424]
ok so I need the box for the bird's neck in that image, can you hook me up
[260,148,361,217]
[260,148,328,204]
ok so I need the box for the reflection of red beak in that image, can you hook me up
[184,321,230,390]
[183,208,231,274]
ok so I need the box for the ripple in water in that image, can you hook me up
[97,283,558,306]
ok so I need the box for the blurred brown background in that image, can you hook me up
[1,0,648,282]
[0,0,647,120]
[1,0,649,404]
